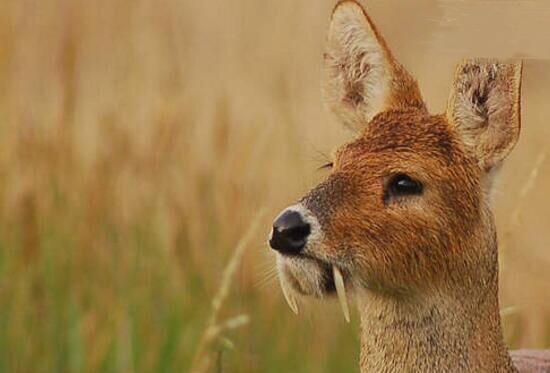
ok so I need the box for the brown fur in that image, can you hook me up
[272,1,550,372]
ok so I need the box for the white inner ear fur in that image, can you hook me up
[447,60,522,172]
[324,2,392,129]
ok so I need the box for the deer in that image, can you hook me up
[267,1,550,372]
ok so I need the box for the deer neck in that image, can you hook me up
[356,258,515,372]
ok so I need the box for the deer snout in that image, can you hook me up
[269,210,311,255]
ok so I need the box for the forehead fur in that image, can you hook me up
[336,109,463,168]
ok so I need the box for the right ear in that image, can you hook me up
[446,59,522,172]
[323,0,425,131]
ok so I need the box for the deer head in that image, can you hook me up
[268,0,522,321]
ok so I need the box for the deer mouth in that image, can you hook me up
[276,253,351,322]
[269,203,352,322]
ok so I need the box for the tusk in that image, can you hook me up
[279,276,299,315]
[333,266,350,323]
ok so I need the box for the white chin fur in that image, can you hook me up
[276,254,326,298]
[276,254,352,322]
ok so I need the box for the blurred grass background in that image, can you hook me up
[0,0,548,372]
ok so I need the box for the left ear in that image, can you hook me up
[447,59,523,172]
[323,0,426,132]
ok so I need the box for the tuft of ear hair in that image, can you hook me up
[447,60,522,172]
[323,0,426,131]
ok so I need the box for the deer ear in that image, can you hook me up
[447,60,522,172]
[323,0,425,131]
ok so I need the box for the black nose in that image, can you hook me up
[269,210,311,255]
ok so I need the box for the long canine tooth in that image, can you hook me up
[333,266,350,323]
[279,277,299,315]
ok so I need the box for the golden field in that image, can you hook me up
[0,0,548,372]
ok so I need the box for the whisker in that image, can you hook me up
[255,270,279,290]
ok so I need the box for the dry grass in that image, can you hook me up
[0,0,548,372]
[191,209,264,373]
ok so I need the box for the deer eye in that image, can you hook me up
[386,173,423,198]
[318,162,333,171]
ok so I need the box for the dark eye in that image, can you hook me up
[386,173,423,199]
[318,162,333,171]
